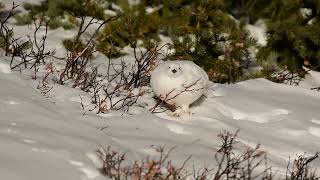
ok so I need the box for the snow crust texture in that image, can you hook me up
[1,1,320,178]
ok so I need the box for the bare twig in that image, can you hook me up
[0,3,19,56]
[10,13,54,79]
[149,79,204,113]
[59,15,119,86]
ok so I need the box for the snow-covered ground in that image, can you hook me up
[2,56,320,179]
[1,1,320,180]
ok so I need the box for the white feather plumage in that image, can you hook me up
[150,60,209,116]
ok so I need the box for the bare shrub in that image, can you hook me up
[286,152,319,180]
[128,44,169,88]
[97,146,191,180]
[94,130,320,180]
[0,2,19,56]
[212,130,272,180]
[88,75,146,114]
[36,62,56,97]
[97,131,276,180]
[58,15,118,88]
[269,70,304,86]
[97,131,319,179]
[310,87,320,91]
[84,44,168,114]
[1,2,169,114]
[9,13,54,79]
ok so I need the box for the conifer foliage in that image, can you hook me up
[246,0,320,73]
[3,0,320,84]
[97,0,161,58]
[17,0,106,29]
[166,0,256,83]
[98,0,257,83]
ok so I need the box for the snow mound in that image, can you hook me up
[0,62,11,74]
[1,65,320,178]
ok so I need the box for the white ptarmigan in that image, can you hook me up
[150,60,209,116]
